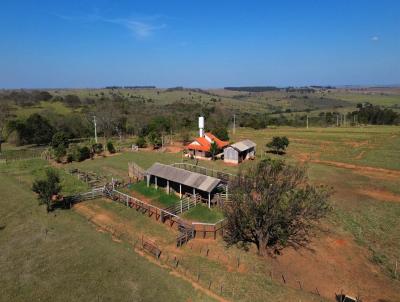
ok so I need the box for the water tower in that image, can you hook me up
[199,116,204,137]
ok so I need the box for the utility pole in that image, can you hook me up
[336,114,339,127]
[93,116,98,143]
[306,115,309,129]
[233,114,236,135]
[344,114,346,127]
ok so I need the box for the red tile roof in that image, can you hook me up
[186,132,229,152]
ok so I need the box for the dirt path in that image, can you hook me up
[311,159,400,180]
[269,231,400,302]
[357,189,400,203]
[73,202,229,302]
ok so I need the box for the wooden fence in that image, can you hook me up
[128,162,145,181]
[192,219,227,239]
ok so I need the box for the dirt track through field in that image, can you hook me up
[311,159,400,180]
[357,189,400,203]
[73,202,229,302]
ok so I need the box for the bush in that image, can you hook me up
[147,131,162,149]
[78,146,91,161]
[106,141,116,153]
[92,143,103,154]
[32,168,61,212]
[266,136,289,154]
[136,136,147,148]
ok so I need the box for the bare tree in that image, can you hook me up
[223,158,332,256]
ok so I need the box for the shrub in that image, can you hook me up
[78,146,91,161]
[106,141,116,153]
[136,136,147,148]
[266,136,289,154]
[32,168,61,212]
[92,143,103,155]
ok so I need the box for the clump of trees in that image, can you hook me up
[223,158,331,255]
[32,168,62,212]
[266,136,289,154]
[9,113,55,145]
[353,103,399,125]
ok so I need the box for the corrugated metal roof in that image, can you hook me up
[146,163,221,193]
[229,139,256,152]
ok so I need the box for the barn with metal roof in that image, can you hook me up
[224,139,256,164]
[145,163,222,207]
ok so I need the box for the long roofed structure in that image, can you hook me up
[146,163,221,193]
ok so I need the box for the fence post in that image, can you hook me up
[180,199,183,213]
[126,195,129,207]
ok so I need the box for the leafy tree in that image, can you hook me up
[92,143,103,155]
[136,136,147,148]
[78,146,91,161]
[147,131,162,149]
[32,169,62,212]
[12,113,55,145]
[209,141,219,160]
[266,136,289,154]
[106,141,116,153]
[50,132,69,162]
[223,158,331,255]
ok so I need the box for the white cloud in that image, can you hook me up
[371,36,379,41]
[54,12,166,39]
[104,18,166,38]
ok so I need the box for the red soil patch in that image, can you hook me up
[357,189,400,203]
[73,202,229,302]
[269,232,400,302]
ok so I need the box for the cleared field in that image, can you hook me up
[0,160,216,302]
[0,159,322,302]
[2,125,400,301]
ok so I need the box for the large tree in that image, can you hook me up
[223,158,331,256]
[32,168,62,212]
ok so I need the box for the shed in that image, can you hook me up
[145,163,222,207]
[224,139,256,164]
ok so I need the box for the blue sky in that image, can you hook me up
[1,0,399,88]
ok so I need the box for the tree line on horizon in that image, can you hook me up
[0,90,399,151]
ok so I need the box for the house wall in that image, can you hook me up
[224,147,239,164]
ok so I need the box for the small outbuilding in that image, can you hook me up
[223,139,256,164]
[146,163,222,207]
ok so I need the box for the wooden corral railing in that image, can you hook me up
[64,187,106,207]
[170,163,237,184]
[128,162,145,181]
[164,194,196,215]
[192,219,227,240]
[106,188,195,246]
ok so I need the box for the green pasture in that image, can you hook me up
[0,160,215,302]
[182,205,225,223]
[127,181,180,207]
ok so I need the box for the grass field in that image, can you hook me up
[0,158,323,302]
[182,205,225,223]
[127,181,180,207]
[0,160,216,302]
[2,124,400,301]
